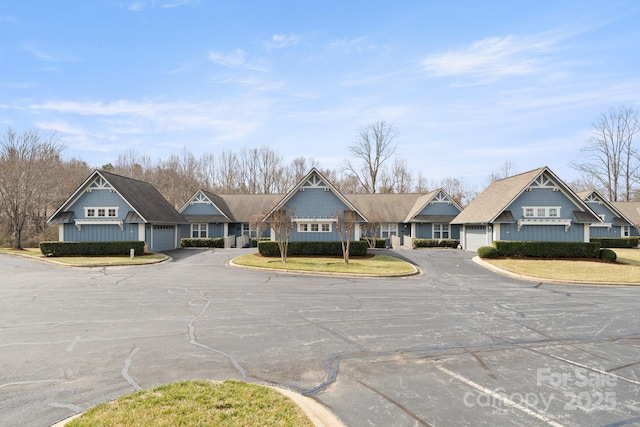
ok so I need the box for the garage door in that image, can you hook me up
[464,226,487,251]
[151,225,176,252]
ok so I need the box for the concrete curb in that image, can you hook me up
[227,257,421,278]
[472,256,640,287]
[50,383,345,427]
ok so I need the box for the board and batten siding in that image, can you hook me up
[180,202,223,216]
[63,222,139,241]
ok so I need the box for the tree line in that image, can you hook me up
[1,108,638,248]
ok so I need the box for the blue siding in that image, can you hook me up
[64,223,139,241]
[418,202,460,216]
[415,224,432,239]
[181,202,223,216]
[506,188,578,221]
[290,227,342,242]
[584,201,626,238]
[413,223,460,239]
[500,223,586,242]
[287,188,351,218]
[70,189,132,220]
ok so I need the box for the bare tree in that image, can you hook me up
[487,160,516,184]
[343,121,398,193]
[379,158,413,193]
[216,150,242,194]
[0,129,65,248]
[440,176,477,207]
[264,207,294,263]
[571,105,640,201]
[361,213,381,249]
[335,210,358,264]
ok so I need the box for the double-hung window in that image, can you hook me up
[433,224,449,239]
[191,223,207,238]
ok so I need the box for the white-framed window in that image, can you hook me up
[623,226,630,237]
[522,206,561,218]
[381,224,398,238]
[433,223,449,239]
[243,223,257,238]
[191,223,208,238]
[85,207,119,218]
[298,222,331,232]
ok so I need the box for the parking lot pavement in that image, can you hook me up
[1,248,640,426]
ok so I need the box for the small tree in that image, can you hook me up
[249,213,267,240]
[264,208,294,263]
[335,210,358,264]
[0,129,64,249]
[361,215,381,249]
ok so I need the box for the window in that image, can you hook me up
[522,207,561,218]
[381,224,398,238]
[84,207,119,218]
[298,222,331,232]
[624,226,630,237]
[191,223,207,238]
[433,224,449,239]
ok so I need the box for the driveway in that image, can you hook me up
[1,248,639,426]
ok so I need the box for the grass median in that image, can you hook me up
[481,248,640,284]
[65,380,315,427]
[0,247,167,266]
[232,253,417,276]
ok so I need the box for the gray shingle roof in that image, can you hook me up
[612,201,640,228]
[98,171,186,224]
[346,193,427,223]
[451,167,599,225]
[48,170,186,224]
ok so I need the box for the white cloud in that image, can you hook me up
[422,35,554,81]
[24,44,79,62]
[263,34,300,49]
[209,49,246,67]
[127,1,145,12]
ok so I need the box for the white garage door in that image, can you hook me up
[464,226,488,251]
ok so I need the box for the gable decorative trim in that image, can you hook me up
[517,218,571,232]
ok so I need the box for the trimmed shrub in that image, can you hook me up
[493,241,601,258]
[251,238,271,248]
[39,241,146,257]
[477,246,499,258]
[360,238,386,248]
[599,248,617,262]
[414,239,460,249]
[590,237,639,248]
[180,238,225,248]
[258,241,368,257]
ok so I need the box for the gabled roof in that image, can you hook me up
[578,189,633,226]
[451,166,599,225]
[402,189,463,223]
[347,193,426,223]
[612,201,640,228]
[264,168,368,221]
[48,170,186,224]
[221,194,283,223]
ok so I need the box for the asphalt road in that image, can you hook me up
[1,248,640,427]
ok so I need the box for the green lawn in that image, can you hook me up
[232,253,417,276]
[65,380,314,427]
[0,247,167,266]
[482,248,640,284]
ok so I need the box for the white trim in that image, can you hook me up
[58,224,64,241]
[138,223,145,242]
[521,206,561,218]
[74,219,123,231]
[517,218,571,232]
[583,223,590,242]
[298,222,332,232]
[190,223,208,238]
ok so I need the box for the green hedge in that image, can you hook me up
[180,238,225,248]
[493,241,601,258]
[360,238,387,248]
[599,248,617,262]
[477,246,499,258]
[258,241,368,257]
[39,241,146,257]
[590,237,639,248]
[414,239,460,248]
[251,238,271,248]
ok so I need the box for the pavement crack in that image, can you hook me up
[188,297,247,380]
[356,380,433,427]
[121,347,142,391]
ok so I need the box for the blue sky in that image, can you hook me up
[2,0,640,189]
